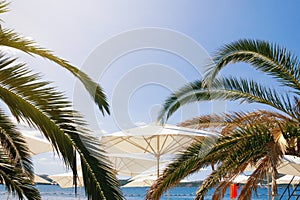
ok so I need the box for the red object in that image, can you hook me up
[230,183,237,199]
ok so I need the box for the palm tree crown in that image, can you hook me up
[147,39,300,200]
[0,1,122,199]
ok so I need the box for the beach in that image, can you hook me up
[0,185,292,200]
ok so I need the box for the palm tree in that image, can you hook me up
[0,1,122,200]
[146,39,300,200]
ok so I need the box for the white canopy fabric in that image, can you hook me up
[34,175,51,184]
[48,170,83,188]
[276,175,300,185]
[245,155,300,177]
[101,124,217,155]
[108,153,168,177]
[23,133,53,155]
[123,171,188,187]
[101,124,218,176]
[221,174,249,184]
[233,174,249,184]
[277,155,300,176]
[122,173,157,187]
[123,179,154,188]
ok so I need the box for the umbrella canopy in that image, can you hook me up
[122,174,157,187]
[276,175,300,185]
[23,133,53,155]
[233,174,249,184]
[34,175,51,184]
[245,155,300,177]
[101,124,218,176]
[123,171,188,187]
[277,155,300,176]
[107,153,168,177]
[48,170,83,188]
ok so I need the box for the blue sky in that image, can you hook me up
[2,1,300,175]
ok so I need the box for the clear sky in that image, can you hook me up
[2,1,300,175]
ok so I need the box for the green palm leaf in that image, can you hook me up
[0,112,40,200]
[147,111,290,200]
[0,149,40,200]
[195,125,279,199]
[0,1,8,16]
[0,110,33,177]
[153,39,300,200]
[0,2,121,199]
[146,137,218,200]
[0,53,123,199]
[159,77,297,123]
[0,28,109,115]
[178,110,293,133]
[205,39,300,92]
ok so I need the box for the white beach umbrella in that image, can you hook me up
[221,174,249,184]
[122,173,157,187]
[13,119,53,155]
[23,133,53,155]
[48,170,83,188]
[123,179,154,188]
[244,155,300,200]
[101,124,218,177]
[34,175,51,184]
[107,153,168,177]
[276,175,300,185]
[123,170,188,188]
[277,155,300,176]
[245,155,300,176]
[233,174,249,184]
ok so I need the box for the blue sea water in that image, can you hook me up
[0,184,295,199]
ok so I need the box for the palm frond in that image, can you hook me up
[178,113,228,130]
[178,110,293,134]
[222,77,296,118]
[205,39,300,92]
[197,123,285,199]
[0,109,33,179]
[0,1,9,15]
[196,158,241,200]
[74,132,123,200]
[145,137,217,200]
[155,39,300,200]
[0,151,40,200]
[148,118,287,200]
[159,77,296,123]
[238,157,270,200]
[0,54,123,199]
[0,28,109,115]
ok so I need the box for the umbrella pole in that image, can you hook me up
[267,173,270,200]
[157,155,160,178]
[157,135,160,178]
[78,185,81,200]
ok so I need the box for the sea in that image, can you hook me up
[0,184,295,200]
